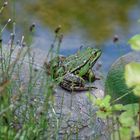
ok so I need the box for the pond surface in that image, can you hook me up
[1,0,140,75]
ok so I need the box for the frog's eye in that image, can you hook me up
[94,51,98,56]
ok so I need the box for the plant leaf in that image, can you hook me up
[125,62,140,96]
[112,104,124,111]
[99,95,111,107]
[132,126,140,138]
[133,85,140,96]
[128,34,140,50]
[123,103,139,116]
[119,127,131,140]
[119,111,135,127]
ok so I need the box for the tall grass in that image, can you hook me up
[0,1,112,140]
[0,1,65,139]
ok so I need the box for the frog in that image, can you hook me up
[44,47,101,91]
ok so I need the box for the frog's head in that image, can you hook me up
[90,48,101,66]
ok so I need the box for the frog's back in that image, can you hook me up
[62,47,96,71]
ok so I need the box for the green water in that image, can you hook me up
[1,0,140,42]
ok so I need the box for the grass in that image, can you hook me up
[0,2,65,139]
[0,5,105,138]
[0,33,62,139]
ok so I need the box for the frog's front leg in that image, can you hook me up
[59,73,97,91]
[82,69,95,82]
[82,69,100,82]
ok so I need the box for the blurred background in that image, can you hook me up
[1,0,140,75]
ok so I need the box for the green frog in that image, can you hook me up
[44,47,101,91]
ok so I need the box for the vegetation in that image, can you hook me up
[0,1,140,140]
[87,29,140,139]
[0,2,63,139]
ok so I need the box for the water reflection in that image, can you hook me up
[1,0,140,41]
[27,0,140,42]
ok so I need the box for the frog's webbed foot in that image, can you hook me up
[59,73,97,92]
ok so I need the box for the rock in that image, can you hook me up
[4,46,106,139]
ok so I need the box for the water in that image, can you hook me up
[1,0,140,75]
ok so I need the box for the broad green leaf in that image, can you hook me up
[99,95,111,107]
[119,111,135,127]
[119,127,131,140]
[112,104,124,111]
[95,98,102,106]
[125,62,140,96]
[121,109,136,118]
[133,85,140,96]
[125,62,140,87]
[124,103,139,111]
[111,126,140,140]
[103,95,111,103]
[128,34,140,50]
[111,128,131,140]
[123,103,139,116]
[132,126,140,138]
[119,126,140,139]
[120,116,134,127]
